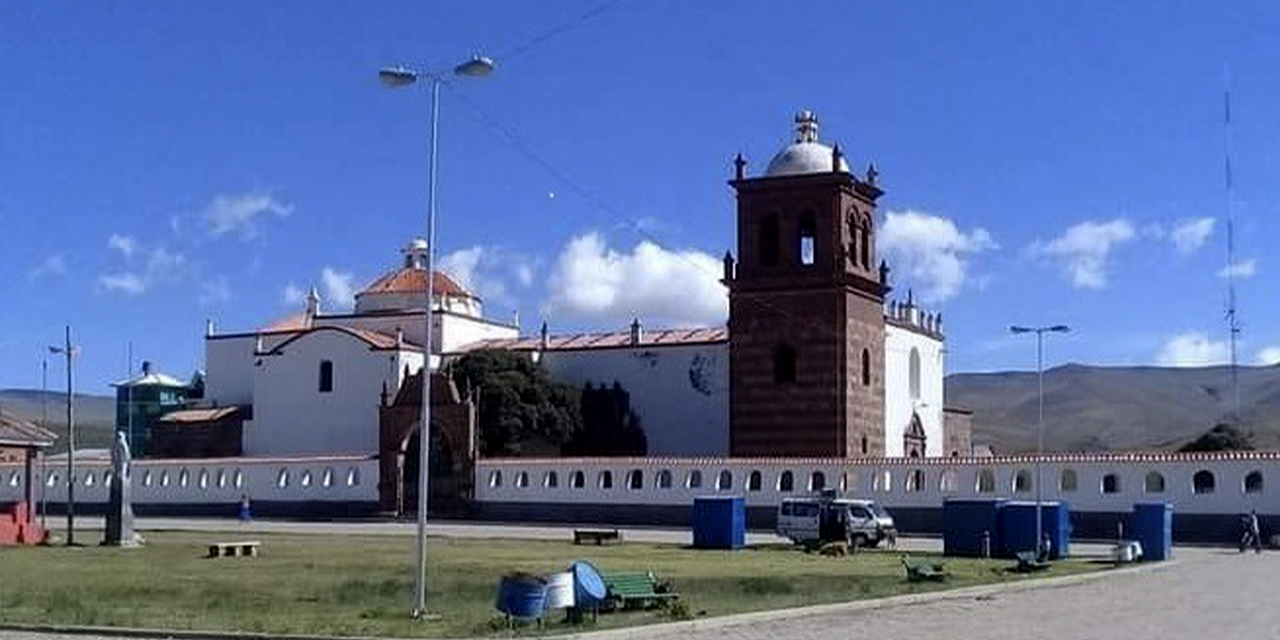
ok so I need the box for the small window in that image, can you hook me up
[940,469,958,493]
[687,470,703,489]
[839,472,850,492]
[1102,473,1120,494]
[300,470,313,488]
[8,472,19,488]
[1192,470,1215,494]
[976,469,996,493]
[104,471,114,486]
[488,470,502,488]
[84,472,95,487]
[798,211,816,266]
[179,468,190,488]
[544,471,559,488]
[860,434,869,456]
[810,471,826,492]
[516,471,530,488]
[778,470,794,492]
[717,470,733,491]
[905,469,925,493]
[160,470,171,487]
[1013,469,1032,493]
[347,467,360,486]
[774,345,797,383]
[319,360,334,393]
[748,471,762,492]
[909,347,922,400]
[878,470,893,493]
[1245,470,1264,494]
[571,470,586,489]
[1145,471,1166,494]
[860,218,871,268]
[277,468,290,488]
[760,214,780,266]
[217,469,228,488]
[47,472,60,487]
[627,469,643,490]
[656,469,672,489]
[199,469,210,489]
[861,349,871,386]
[1060,469,1078,492]
[598,470,613,489]
[322,467,333,488]
[142,470,153,487]
[234,469,244,488]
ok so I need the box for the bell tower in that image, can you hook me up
[725,111,888,457]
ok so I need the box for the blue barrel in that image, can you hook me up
[1131,503,1173,561]
[943,498,1005,557]
[692,496,745,549]
[569,561,607,611]
[495,574,549,620]
[998,501,1070,559]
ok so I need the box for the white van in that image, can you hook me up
[776,496,897,548]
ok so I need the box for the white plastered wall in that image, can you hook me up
[884,324,945,457]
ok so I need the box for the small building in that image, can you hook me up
[0,411,55,545]
[111,361,189,457]
[152,406,245,458]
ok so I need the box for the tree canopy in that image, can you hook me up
[451,350,581,457]
[1178,422,1255,452]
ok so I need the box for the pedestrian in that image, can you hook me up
[238,494,252,524]
[1247,510,1262,554]
[1038,532,1053,562]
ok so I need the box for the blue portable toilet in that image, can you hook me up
[998,501,1071,559]
[692,496,745,549]
[1131,502,1174,561]
[943,498,1006,557]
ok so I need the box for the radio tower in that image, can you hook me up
[1222,67,1242,422]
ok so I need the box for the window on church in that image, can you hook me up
[319,360,334,393]
[748,470,762,491]
[862,349,871,386]
[798,212,816,266]
[860,218,872,268]
[760,214,780,266]
[778,470,794,492]
[909,348,921,400]
[1245,470,1264,494]
[847,212,859,268]
[774,345,796,383]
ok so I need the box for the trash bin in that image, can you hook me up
[999,501,1071,559]
[1131,503,1173,561]
[692,496,745,549]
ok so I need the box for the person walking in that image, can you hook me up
[1247,510,1263,554]
[238,494,252,525]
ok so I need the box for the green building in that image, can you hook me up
[112,361,189,457]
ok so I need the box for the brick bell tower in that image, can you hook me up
[725,110,888,458]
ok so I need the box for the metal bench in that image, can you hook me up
[1015,551,1051,572]
[207,540,261,558]
[603,571,678,610]
[902,556,948,582]
[573,528,621,545]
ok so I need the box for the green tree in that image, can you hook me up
[564,381,648,456]
[451,350,582,457]
[1178,422,1255,452]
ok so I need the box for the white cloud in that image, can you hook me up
[1256,346,1280,366]
[97,273,147,295]
[1217,258,1257,279]
[283,283,305,306]
[543,232,727,327]
[29,254,67,279]
[877,210,996,303]
[1156,332,1230,367]
[1171,217,1215,255]
[515,263,536,288]
[107,233,138,258]
[1028,219,1135,289]
[198,276,232,307]
[320,267,356,309]
[204,191,292,239]
[437,246,538,307]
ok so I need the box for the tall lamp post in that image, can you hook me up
[378,55,495,619]
[49,326,80,546]
[1009,324,1069,556]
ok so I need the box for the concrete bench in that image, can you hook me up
[573,529,621,545]
[208,540,261,558]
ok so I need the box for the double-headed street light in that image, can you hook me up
[379,54,495,620]
[48,326,79,546]
[1010,324,1069,557]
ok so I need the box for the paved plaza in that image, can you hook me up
[3,520,1277,640]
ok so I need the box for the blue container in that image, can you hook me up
[692,496,746,549]
[1131,503,1174,561]
[495,574,549,620]
[943,498,1005,557]
[569,561,607,611]
[998,501,1071,559]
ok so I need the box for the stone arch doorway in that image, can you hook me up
[399,428,465,515]
[378,371,476,517]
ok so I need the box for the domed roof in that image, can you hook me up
[764,110,850,177]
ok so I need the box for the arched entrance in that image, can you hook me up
[400,429,463,515]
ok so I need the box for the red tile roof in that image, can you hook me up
[0,412,56,448]
[264,325,422,353]
[358,269,472,298]
[457,326,728,353]
[158,407,242,424]
[261,312,309,332]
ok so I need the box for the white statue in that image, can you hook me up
[103,431,142,547]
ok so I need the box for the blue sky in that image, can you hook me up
[3,1,1279,392]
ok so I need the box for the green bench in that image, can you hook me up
[902,556,948,582]
[1015,551,1051,572]
[573,528,621,545]
[603,571,679,610]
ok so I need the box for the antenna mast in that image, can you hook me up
[1223,67,1242,421]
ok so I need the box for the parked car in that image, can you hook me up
[776,493,896,548]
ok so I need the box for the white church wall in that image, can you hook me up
[246,330,405,456]
[439,313,519,356]
[884,324,945,457]
[540,343,730,457]
[204,335,258,407]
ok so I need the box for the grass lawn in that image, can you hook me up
[0,531,1107,638]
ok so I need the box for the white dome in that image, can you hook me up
[766,141,850,177]
[764,109,850,177]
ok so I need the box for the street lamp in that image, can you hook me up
[48,326,79,546]
[1009,324,1068,557]
[379,54,495,619]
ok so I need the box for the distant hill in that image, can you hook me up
[947,364,1280,453]
[0,389,116,452]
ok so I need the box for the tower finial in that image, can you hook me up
[832,143,843,173]
[794,110,819,143]
[733,153,747,181]
[866,162,879,186]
